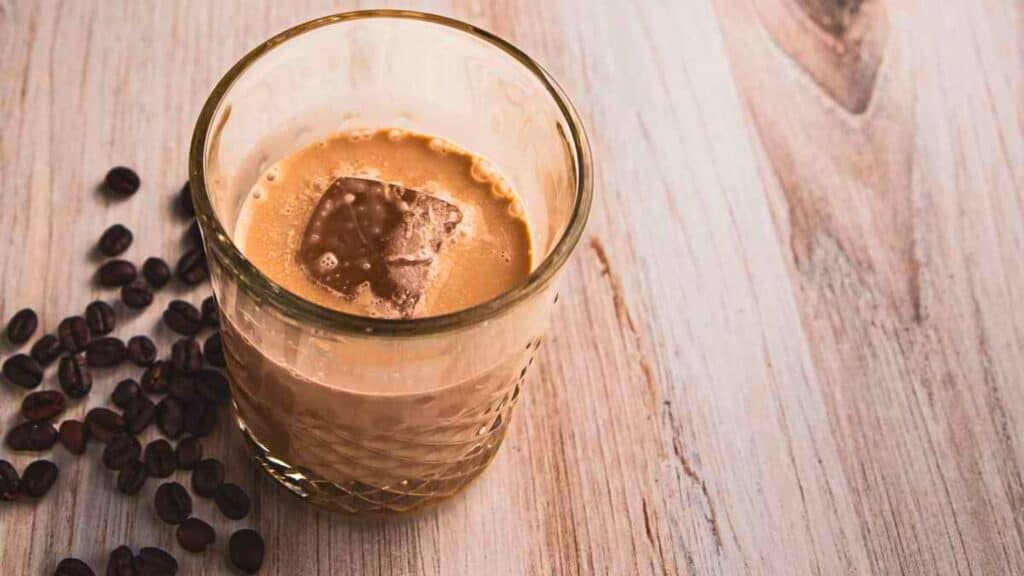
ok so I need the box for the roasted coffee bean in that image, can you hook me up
[183,401,217,438]
[175,437,202,470]
[141,361,170,394]
[116,460,148,495]
[106,546,135,576]
[170,338,202,374]
[86,407,124,443]
[201,334,225,368]
[144,439,176,478]
[121,280,154,309]
[154,481,192,525]
[176,517,215,553]
[175,248,208,285]
[103,435,141,471]
[20,459,58,498]
[58,420,88,455]
[31,334,63,366]
[195,369,229,404]
[55,557,94,576]
[98,223,134,257]
[127,335,157,366]
[179,181,194,217]
[6,421,58,451]
[6,307,38,344]
[200,296,218,326]
[163,301,201,336]
[214,483,251,520]
[168,375,197,403]
[85,300,116,335]
[58,316,90,352]
[59,354,93,398]
[3,353,43,388]
[155,397,184,439]
[143,257,172,290]
[229,529,265,575]
[186,220,202,247]
[112,378,141,408]
[98,259,138,287]
[0,460,20,500]
[123,396,156,435]
[86,336,127,367]
[191,458,223,497]
[21,390,67,421]
[104,167,140,197]
[133,547,177,576]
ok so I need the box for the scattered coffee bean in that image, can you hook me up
[141,361,170,394]
[143,257,172,289]
[58,420,88,455]
[176,517,215,553]
[86,336,127,367]
[6,307,38,344]
[104,167,141,197]
[98,259,138,287]
[85,300,116,335]
[187,220,202,247]
[179,181,194,217]
[201,333,225,368]
[121,280,154,309]
[191,458,224,497]
[200,296,218,327]
[58,316,90,353]
[175,437,202,470]
[133,547,177,576]
[154,481,192,525]
[168,375,197,403]
[0,460,20,500]
[31,334,64,366]
[214,483,251,520]
[195,369,229,404]
[175,248,208,285]
[6,421,58,451]
[155,397,184,439]
[183,401,217,438]
[170,338,202,374]
[127,335,157,366]
[59,354,93,398]
[20,459,58,498]
[229,529,265,575]
[106,546,135,576]
[98,223,134,257]
[112,378,141,408]
[85,407,124,443]
[3,353,43,388]
[144,439,177,478]
[21,390,67,421]
[163,300,201,336]
[123,396,156,435]
[54,557,94,576]
[103,435,142,471]
[116,460,148,495]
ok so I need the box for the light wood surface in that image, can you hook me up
[2,0,1023,574]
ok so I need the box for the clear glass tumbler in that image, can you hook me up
[189,10,592,515]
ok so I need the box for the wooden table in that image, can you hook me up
[2,1,1023,574]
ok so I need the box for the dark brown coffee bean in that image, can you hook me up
[142,257,172,290]
[155,397,184,439]
[6,420,58,451]
[175,248,208,285]
[127,335,157,366]
[112,378,141,408]
[20,459,58,498]
[176,517,215,553]
[183,401,217,437]
[141,361,170,394]
[191,458,223,497]
[98,223,134,257]
[168,375,197,403]
[179,181,194,217]
[175,437,202,471]
[200,296,219,327]
[106,546,135,576]
[163,300,201,336]
[98,259,138,287]
[55,557,95,576]
[104,167,140,197]
[121,280,154,309]
[31,334,63,366]
[103,435,141,471]
[85,300,116,335]
[116,460,148,495]
[154,481,191,524]
[195,369,229,404]
[0,460,20,501]
[58,420,88,455]
[201,333,225,368]
[3,353,43,388]
[214,483,251,520]
[86,407,124,443]
[123,396,156,435]
[59,354,93,398]
[7,307,38,344]
[86,336,127,367]
[229,529,265,575]
[143,439,176,478]
[21,390,66,421]
[58,316,90,353]
[170,338,202,374]
[186,220,202,247]
[133,547,177,576]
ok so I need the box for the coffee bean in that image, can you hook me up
[106,546,135,576]
[155,397,184,439]
[123,396,156,435]
[175,248,208,285]
[142,257,172,290]
[0,460,20,501]
[163,300,201,336]
[58,316,90,352]
[86,336,127,367]
[186,220,202,247]
[195,369,229,404]
[31,334,64,366]
[133,547,177,576]
[183,401,217,438]
[86,407,124,443]
[85,300,116,335]
[6,420,58,451]
[154,481,191,525]
[179,182,195,217]
[59,354,93,398]
[98,224,133,257]
[111,378,141,408]
[21,390,67,421]
[3,353,43,388]
[141,361,170,394]
[127,335,157,366]
[55,557,94,576]
[170,338,202,374]
[104,167,140,197]
[200,296,219,327]
[176,517,215,553]
[191,458,224,497]
[20,459,58,498]
[143,439,176,478]
[175,437,202,471]
[214,483,251,520]
[116,460,148,495]
[103,435,141,471]
[201,333,225,368]
[229,529,265,575]
[121,280,154,309]
[98,260,138,287]
[58,420,88,455]
[6,307,38,344]
[168,375,197,403]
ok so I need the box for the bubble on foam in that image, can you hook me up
[264,164,282,182]
[508,199,526,220]
[428,137,460,155]
[500,249,512,264]
[348,129,374,142]
[387,129,408,141]
[251,186,265,201]
[318,251,338,272]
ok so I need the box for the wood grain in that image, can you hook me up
[0,0,1021,574]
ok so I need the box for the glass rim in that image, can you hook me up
[189,9,593,337]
